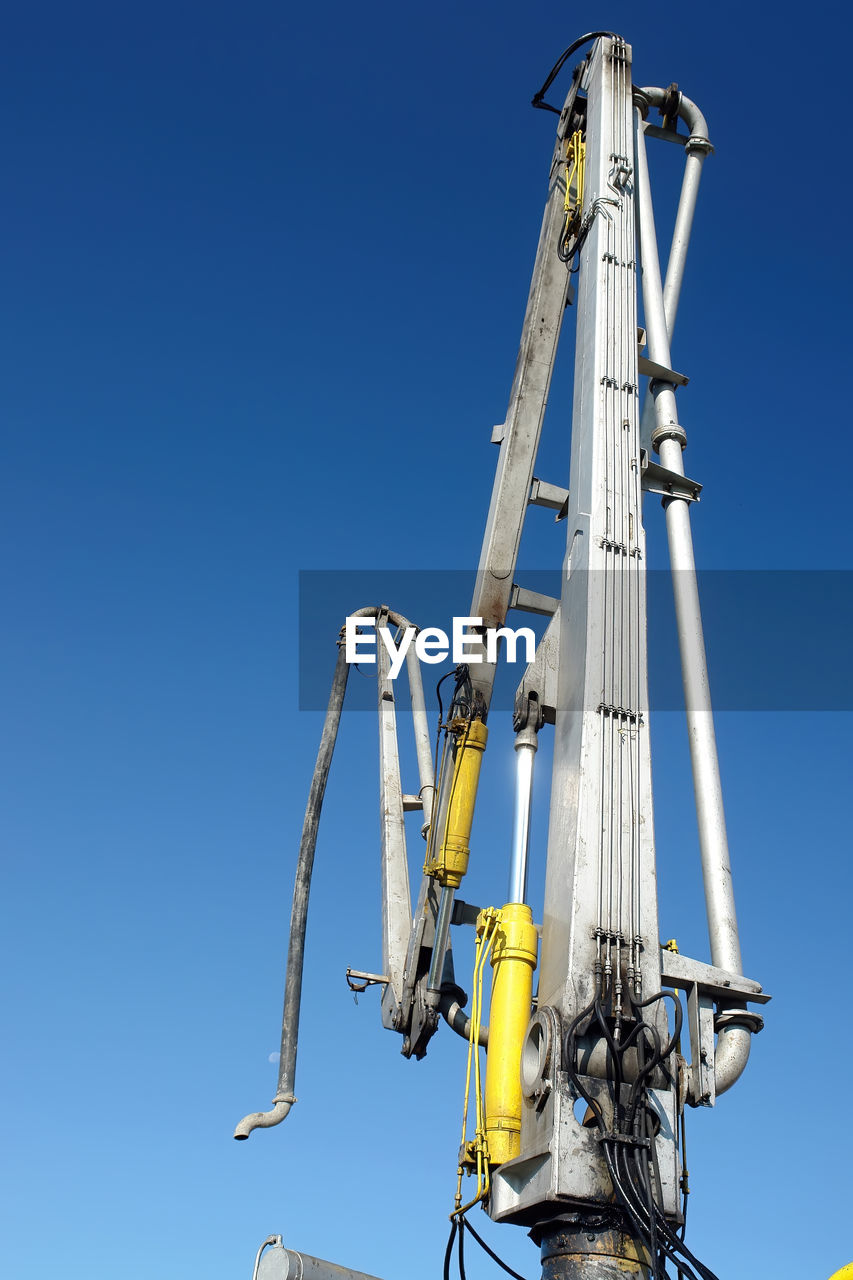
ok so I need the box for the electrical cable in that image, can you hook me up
[457,1212,467,1280]
[561,982,719,1280]
[457,1215,529,1280]
[443,1219,458,1280]
[531,31,619,114]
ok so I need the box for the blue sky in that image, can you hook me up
[2,3,852,1278]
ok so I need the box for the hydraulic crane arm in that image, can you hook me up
[235,32,770,1280]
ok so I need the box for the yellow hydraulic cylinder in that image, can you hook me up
[481,902,539,1165]
[425,717,488,888]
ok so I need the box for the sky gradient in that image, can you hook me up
[2,4,851,1279]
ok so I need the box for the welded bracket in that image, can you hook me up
[660,949,769,1107]
[638,355,689,386]
[513,608,560,728]
[641,450,702,502]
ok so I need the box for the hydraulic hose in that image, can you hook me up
[234,641,350,1139]
[439,988,488,1047]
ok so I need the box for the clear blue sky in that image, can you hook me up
[2,3,851,1278]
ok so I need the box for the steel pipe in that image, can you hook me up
[254,1240,385,1280]
[636,86,712,445]
[634,111,751,1092]
[253,1236,283,1280]
[713,1022,752,1095]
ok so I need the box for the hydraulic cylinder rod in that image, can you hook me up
[508,727,537,904]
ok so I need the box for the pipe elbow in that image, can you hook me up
[233,1094,296,1140]
[713,1024,751,1096]
[439,991,488,1047]
[638,85,711,152]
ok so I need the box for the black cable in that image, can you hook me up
[531,31,619,113]
[435,667,458,735]
[443,1219,458,1280]
[458,1215,529,1280]
[457,1214,467,1280]
[649,1201,720,1280]
[561,982,721,1280]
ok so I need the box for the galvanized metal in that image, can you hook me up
[634,115,743,979]
[255,1240,385,1280]
[375,609,413,1025]
[237,33,769,1280]
[492,34,676,1221]
[537,33,663,1017]
[466,68,585,701]
[404,640,435,832]
[637,87,711,450]
[634,108,758,1096]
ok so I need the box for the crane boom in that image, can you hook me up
[235,32,768,1280]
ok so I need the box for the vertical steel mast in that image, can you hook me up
[488,39,673,1273]
[480,33,767,1276]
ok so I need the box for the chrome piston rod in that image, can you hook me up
[509,726,538,904]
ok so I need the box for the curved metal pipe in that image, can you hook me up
[235,1098,295,1140]
[635,85,712,453]
[440,989,489,1047]
[714,1020,752,1095]
[634,109,756,1097]
[252,1236,282,1280]
[638,85,710,148]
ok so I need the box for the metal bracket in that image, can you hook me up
[528,476,570,512]
[510,584,560,616]
[345,968,389,992]
[638,355,689,386]
[660,948,769,1108]
[660,949,769,1005]
[513,608,560,728]
[641,450,702,502]
[642,120,689,146]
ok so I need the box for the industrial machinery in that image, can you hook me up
[235,32,771,1280]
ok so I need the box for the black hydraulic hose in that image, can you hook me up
[234,641,350,1138]
[531,31,619,113]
